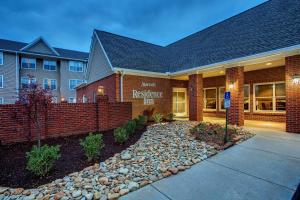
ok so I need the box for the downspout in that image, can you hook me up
[120,71,125,102]
[15,52,19,100]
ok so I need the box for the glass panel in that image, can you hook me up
[220,99,225,110]
[275,83,285,97]
[255,84,273,97]
[177,103,185,113]
[219,87,225,97]
[255,98,273,111]
[172,102,177,112]
[206,89,216,98]
[244,98,249,111]
[244,85,250,98]
[173,92,177,101]
[205,99,216,109]
[177,92,185,102]
[276,98,286,111]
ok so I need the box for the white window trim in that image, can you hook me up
[69,97,76,103]
[253,81,286,113]
[0,75,3,88]
[69,79,82,91]
[0,97,3,104]
[43,60,57,71]
[218,87,226,112]
[0,52,3,65]
[43,78,57,91]
[21,58,36,69]
[244,84,250,112]
[69,61,83,72]
[203,87,217,111]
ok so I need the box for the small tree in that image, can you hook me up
[16,80,53,148]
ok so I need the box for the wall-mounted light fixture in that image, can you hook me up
[61,96,65,102]
[97,86,105,95]
[229,81,234,90]
[292,74,300,84]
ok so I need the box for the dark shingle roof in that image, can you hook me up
[0,38,89,61]
[96,0,300,73]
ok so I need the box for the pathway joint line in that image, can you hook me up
[150,183,173,200]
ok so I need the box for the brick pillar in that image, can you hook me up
[188,74,203,121]
[97,95,109,131]
[285,55,300,133]
[226,67,244,126]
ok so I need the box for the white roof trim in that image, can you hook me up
[20,36,60,56]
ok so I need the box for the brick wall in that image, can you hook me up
[188,74,203,121]
[0,96,132,144]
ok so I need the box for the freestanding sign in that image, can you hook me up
[224,92,231,143]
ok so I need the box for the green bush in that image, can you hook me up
[80,133,104,161]
[135,115,147,129]
[165,113,175,121]
[26,144,60,177]
[124,120,136,135]
[153,113,163,123]
[114,127,128,144]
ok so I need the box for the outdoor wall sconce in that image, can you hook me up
[229,82,234,90]
[61,96,65,102]
[97,86,105,95]
[292,74,300,84]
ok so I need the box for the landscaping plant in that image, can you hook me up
[124,120,136,135]
[114,127,128,144]
[26,144,60,177]
[165,113,175,122]
[135,115,147,129]
[80,133,104,161]
[153,113,163,123]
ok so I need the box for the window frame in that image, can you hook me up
[69,97,76,103]
[21,76,36,88]
[0,75,3,88]
[69,79,83,90]
[244,84,250,112]
[21,58,36,69]
[69,61,83,72]
[43,60,57,71]
[203,87,217,111]
[43,78,57,91]
[253,81,286,113]
[0,52,3,65]
[0,97,3,104]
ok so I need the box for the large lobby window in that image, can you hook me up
[204,88,217,110]
[219,87,225,111]
[244,85,250,112]
[254,82,285,112]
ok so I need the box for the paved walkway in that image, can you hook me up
[121,127,300,200]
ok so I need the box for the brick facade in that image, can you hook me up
[285,55,300,133]
[188,74,203,121]
[0,96,132,144]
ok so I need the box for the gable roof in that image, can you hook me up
[95,0,300,73]
[0,38,89,61]
[20,37,60,56]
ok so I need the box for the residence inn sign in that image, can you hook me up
[132,82,163,105]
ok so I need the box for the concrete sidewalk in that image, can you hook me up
[121,128,300,200]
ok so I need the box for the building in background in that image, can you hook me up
[0,37,88,104]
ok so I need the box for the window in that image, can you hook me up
[0,75,3,88]
[69,61,83,72]
[219,87,225,111]
[43,60,57,71]
[0,97,3,104]
[244,85,250,112]
[0,52,3,65]
[52,97,58,103]
[43,79,57,90]
[21,76,36,88]
[69,97,76,103]
[82,95,88,103]
[172,88,187,116]
[69,79,83,90]
[254,82,285,112]
[204,88,217,110]
[21,58,36,69]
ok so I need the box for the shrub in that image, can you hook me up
[143,108,155,121]
[153,113,163,123]
[135,115,147,129]
[124,120,136,135]
[26,144,60,177]
[165,113,175,121]
[80,133,104,161]
[114,127,128,144]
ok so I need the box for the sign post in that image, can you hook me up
[224,92,231,143]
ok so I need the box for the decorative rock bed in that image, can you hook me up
[0,121,253,200]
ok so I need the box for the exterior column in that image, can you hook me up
[226,67,244,126]
[285,55,300,133]
[97,95,109,131]
[188,74,203,121]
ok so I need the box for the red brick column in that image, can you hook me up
[188,74,203,121]
[226,67,244,126]
[97,95,109,131]
[285,55,300,133]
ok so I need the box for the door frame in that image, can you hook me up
[172,87,188,117]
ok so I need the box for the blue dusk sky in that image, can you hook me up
[0,0,267,52]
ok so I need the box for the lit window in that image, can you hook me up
[43,60,57,71]
[69,79,83,90]
[0,52,3,65]
[21,58,36,69]
[69,61,83,72]
[219,87,225,111]
[204,88,217,110]
[0,97,3,104]
[0,75,3,88]
[254,82,285,112]
[43,79,57,90]
[244,85,250,112]
[69,97,76,103]
[21,76,36,88]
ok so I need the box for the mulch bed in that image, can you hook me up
[0,126,146,189]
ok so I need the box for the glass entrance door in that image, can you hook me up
[172,88,187,116]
